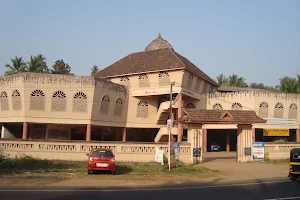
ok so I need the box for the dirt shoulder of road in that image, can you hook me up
[0,161,290,188]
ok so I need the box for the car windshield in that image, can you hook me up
[91,150,113,157]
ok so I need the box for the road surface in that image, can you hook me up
[0,178,299,200]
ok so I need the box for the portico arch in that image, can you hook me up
[176,109,266,163]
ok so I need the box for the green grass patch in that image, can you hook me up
[0,150,214,176]
[264,158,289,164]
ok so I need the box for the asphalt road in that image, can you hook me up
[0,179,299,200]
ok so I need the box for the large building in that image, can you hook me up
[1,34,299,151]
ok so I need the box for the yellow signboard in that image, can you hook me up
[263,128,290,136]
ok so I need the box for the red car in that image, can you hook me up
[86,148,116,175]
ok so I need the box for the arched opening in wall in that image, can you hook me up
[113,98,123,116]
[120,76,130,88]
[258,102,268,118]
[72,92,87,113]
[186,73,193,89]
[30,90,45,111]
[137,101,148,118]
[202,83,207,94]
[0,91,9,111]
[288,103,297,119]
[158,71,170,86]
[186,103,196,109]
[194,78,201,92]
[99,95,110,115]
[12,90,22,110]
[212,103,223,110]
[274,102,283,118]
[231,102,242,110]
[138,73,150,87]
[51,91,67,111]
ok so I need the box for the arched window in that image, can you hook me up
[0,91,9,111]
[186,103,196,109]
[12,90,21,110]
[72,92,87,113]
[51,91,67,111]
[113,98,123,116]
[202,82,207,94]
[274,102,283,118]
[137,101,148,118]
[194,78,201,92]
[232,102,242,110]
[158,71,170,86]
[288,103,297,119]
[100,95,110,114]
[258,102,268,118]
[138,73,150,87]
[30,89,45,111]
[120,76,130,88]
[186,73,193,89]
[213,103,223,110]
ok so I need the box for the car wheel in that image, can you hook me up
[88,170,93,174]
[290,174,297,181]
[111,170,116,175]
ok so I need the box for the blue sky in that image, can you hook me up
[0,0,299,86]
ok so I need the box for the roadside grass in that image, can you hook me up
[264,158,289,164]
[0,151,216,176]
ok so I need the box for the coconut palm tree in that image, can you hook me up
[27,54,49,73]
[279,76,299,93]
[4,56,27,76]
[90,65,99,76]
[216,74,228,86]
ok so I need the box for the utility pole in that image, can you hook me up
[168,82,175,171]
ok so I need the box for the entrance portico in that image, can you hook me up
[176,109,266,163]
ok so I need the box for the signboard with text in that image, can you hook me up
[252,142,265,162]
[263,128,289,136]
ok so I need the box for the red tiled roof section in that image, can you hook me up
[177,109,266,124]
[94,48,218,86]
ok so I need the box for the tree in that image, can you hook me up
[51,59,72,75]
[216,74,228,85]
[4,56,27,76]
[90,65,99,76]
[216,73,248,87]
[227,73,248,87]
[27,54,49,73]
[279,76,299,93]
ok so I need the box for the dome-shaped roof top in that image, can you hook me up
[145,33,174,51]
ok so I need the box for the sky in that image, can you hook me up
[0,0,299,86]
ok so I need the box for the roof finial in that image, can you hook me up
[158,33,162,38]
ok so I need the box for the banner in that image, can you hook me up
[155,147,164,165]
[263,128,289,136]
[174,142,180,163]
[252,142,265,161]
[169,140,176,169]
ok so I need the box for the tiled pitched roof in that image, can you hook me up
[176,109,266,124]
[95,48,218,86]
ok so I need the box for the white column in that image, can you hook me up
[237,124,253,162]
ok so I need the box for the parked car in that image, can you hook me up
[86,148,116,175]
[210,142,221,152]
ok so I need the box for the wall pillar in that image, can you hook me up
[202,128,207,152]
[237,124,253,162]
[122,127,126,142]
[296,128,300,142]
[177,94,183,142]
[226,130,230,152]
[189,125,203,164]
[252,128,256,142]
[86,124,91,141]
[45,125,49,139]
[22,122,28,140]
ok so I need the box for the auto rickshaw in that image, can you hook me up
[288,148,300,181]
